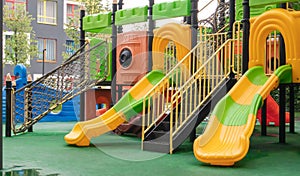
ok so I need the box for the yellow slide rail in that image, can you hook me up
[142,22,243,153]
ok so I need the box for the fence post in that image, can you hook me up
[5,73,12,137]
[27,75,33,132]
[229,0,236,79]
[242,0,250,74]
[189,0,199,142]
[0,0,3,169]
[111,0,118,106]
[261,99,267,136]
[148,0,155,72]
[289,84,295,133]
[79,8,86,121]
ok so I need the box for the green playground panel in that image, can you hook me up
[236,0,277,21]
[83,12,112,33]
[89,38,112,81]
[86,26,112,34]
[115,6,148,26]
[236,0,300,21]
[235,4,277,21]
[106,43,112,82]
[153,0,191,20]
[250,0,298,7]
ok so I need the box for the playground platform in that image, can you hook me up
[1,118,300,176]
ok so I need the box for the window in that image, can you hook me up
[66,3,79,24]
[65,40,75,56]
[64,1,81,28]
[5,0,27,10]
[37,38,57,62]
[37,0,57,25]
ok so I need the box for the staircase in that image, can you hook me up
[142,78,237,153]
[142,23,243,153]
[11,40,110,134]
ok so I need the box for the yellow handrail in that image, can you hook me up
[142,22,243,153]
[169,39,234,137]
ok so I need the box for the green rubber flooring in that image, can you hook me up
[1,121,300,176]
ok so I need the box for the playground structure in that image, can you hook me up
[4,0,300,167]
[5,0,223,135]
[65,0,198,146]
[65,1,237,153]
[193,4,300,166]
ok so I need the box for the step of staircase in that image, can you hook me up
[143,138,170,153]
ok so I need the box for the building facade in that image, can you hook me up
[3,0,81,80]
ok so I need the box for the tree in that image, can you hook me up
[83,0,110,14]
[63,0,111,60]
[3,4,38,66]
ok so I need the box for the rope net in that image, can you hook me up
[12,40,109,134]
[198,1,229,33]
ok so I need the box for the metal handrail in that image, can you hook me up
[142,22,243,153]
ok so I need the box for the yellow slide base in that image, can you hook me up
[193,118,253,166]
[64,123,91,146]
[64,108,126,146]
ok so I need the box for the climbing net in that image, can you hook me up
[198,1,230,33]
[12,40,109,134]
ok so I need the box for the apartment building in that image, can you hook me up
[3,0,81,80]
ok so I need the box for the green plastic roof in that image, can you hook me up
[250,0,298,7]
[115,6,148,26]
[83,12,112,33]
[153,0,191,20]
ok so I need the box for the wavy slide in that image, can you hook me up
[65,70,165,146]
[193,65,292,166]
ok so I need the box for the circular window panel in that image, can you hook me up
[119,48,133,69]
